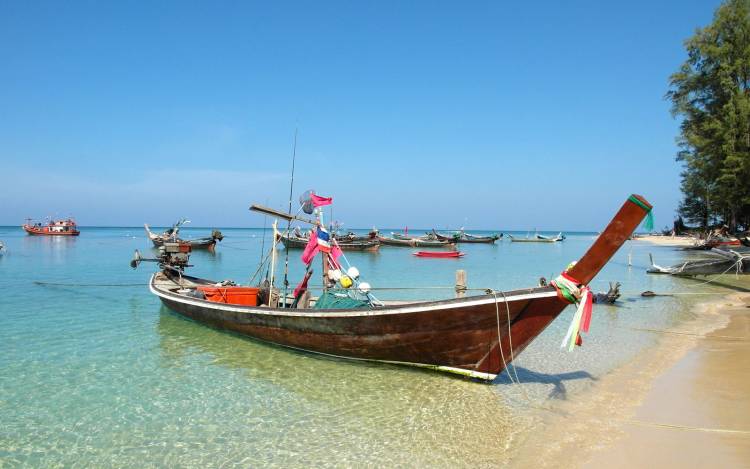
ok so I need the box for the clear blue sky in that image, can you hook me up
[0,0,721,230]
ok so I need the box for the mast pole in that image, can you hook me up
[282,128,298,307]
[318,209,330,291]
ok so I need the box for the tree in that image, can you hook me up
[667,0,750,232]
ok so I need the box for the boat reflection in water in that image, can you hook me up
[154,308,535,466]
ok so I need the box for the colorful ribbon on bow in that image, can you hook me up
[552,271,593,351]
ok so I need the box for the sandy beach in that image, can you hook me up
[512,282,750,468]
[634,234,700,247]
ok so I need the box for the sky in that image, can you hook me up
[0,0,723,230]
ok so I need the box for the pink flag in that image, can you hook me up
[330,243,343,269]
[293,271,312,297]
[311,193,333,207]
[301,230,319,265]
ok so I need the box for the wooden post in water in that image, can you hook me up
[455,269,467,298]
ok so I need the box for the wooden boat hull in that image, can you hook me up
[152,272,562,380]
[150,194,652,380]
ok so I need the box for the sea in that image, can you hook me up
[0,226,735,467]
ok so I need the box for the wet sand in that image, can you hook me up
[511,289,750,468]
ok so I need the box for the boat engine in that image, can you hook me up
[130,242,192,271]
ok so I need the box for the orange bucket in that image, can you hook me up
[197,286,259,306]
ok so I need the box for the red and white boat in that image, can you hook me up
[22,218,80,236]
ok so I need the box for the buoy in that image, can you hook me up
[328,269,342,281]
[340,275,353,288]
[358,282,371,294]
[347,267,360,279]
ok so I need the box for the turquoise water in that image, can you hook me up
[0,226,727,467]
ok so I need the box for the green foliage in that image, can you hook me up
[667,0,750,231]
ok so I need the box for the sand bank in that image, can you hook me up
[633,235,699,247]
[510,288,750,468]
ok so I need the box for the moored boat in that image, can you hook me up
[279,233,380,251]
[145,220,223,251]
[377,235,453,248]
[433,229,501,243]
[464,232,503,242]
[648,249,750,275]
[136,194,652,381]
[508,232,564,243]
[392,232,433,241]
[22,218,80,236]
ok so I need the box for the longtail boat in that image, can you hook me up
[22,218,80,236]
[648,249,749,276]
[377,235,453,248]
[464,232,503,242]
[433,229,501,244]
[392,232,433,241]
[335,231,378,243]
[508,232,564,243]
[135,194,651,381]
[279,233,380,252]
[145,220,223,251]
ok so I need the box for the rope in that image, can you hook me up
[499,290,523,386]
[491,290,514,384]
[490,290,534,404]
[627,419,750,436]
[34,281,147,287]
[619,326,749,341]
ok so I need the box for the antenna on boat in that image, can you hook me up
[259,198,268,267]
[282,127,298,307]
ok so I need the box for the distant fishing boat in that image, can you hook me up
[508,232,564,243]
[432,229,501,244]
[392,232,433,241]
[133,193,652,381]
[279,233,380,251]
[0,241,5,255]
[145,219,223,251]
[335,231,378,243]
[412,251,464,258]
[536,232,565,241]
[22,218,80,236]
[376,232,453,248]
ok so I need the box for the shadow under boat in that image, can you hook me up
[155,308,518,413]
[495,365,596,400]
[157,306,596,404]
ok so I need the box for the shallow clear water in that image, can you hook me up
[0,226,730,467]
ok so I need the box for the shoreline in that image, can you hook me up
[510,284,750,468]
